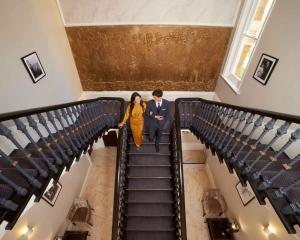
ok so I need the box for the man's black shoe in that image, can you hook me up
[155,144,160,152]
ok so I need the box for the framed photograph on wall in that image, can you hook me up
[42,182,62,207]
[236,182,255,206]
[253,53,278,85]
[21,52,46,83]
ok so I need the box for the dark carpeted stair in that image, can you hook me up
[124,132,177,240]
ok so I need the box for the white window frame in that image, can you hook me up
[222,0,274,94]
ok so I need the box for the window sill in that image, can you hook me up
[221,74,241,95]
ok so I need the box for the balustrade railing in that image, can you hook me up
[0,97,124,230]
[112,125,128,240]
[177,98,300,234]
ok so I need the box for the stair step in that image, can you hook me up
[126,190,173,203]
[127,166,172,178]
[125,230,176,240]
[129,144,170,154]
[126,202,174,216]
[127,175,173,189]
[129,135,170,144]
[128,155,171,165]
[126,216,175,230]
[128,152,171,156]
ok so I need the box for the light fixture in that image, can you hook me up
[230,219,240,233]
[263,224,274,236]
[22,225,34,238]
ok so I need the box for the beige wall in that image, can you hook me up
[0,0,82,114]
[215,0,300,116]
[206,151,300,240]
[0,155,91,240]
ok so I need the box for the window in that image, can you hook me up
[222,0,275,93]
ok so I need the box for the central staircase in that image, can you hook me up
[125,132,177,240]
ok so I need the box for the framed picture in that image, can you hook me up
[42,182,62,207]
[236,182,255,206]
[253,53,278,85]
[21,52,46,83]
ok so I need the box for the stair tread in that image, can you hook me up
[127,178,172,189]
[126,190,173,202]
[127,176,172,179]
[128,166,172,178]
[125,228,176,231]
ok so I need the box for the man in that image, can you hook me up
[146,89,170,152]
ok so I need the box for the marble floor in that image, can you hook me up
[69,147,211,240]
[183,163,211,240]
[69,147,117,240]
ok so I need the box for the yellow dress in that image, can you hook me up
[121,102,147,147]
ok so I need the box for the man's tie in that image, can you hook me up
[157,102,161,112]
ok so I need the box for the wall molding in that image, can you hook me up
[64,22,236,27]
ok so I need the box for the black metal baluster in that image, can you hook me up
[203,105,218,139]
[255,128,300,178]
[198,104,211,137]
[230,116,264,164]
[37,113,71,162]
[0,149,42,189]
[281,202,300,216]
[13,119,58,174]
[0,123,47,178]
[46,112,74,156]
[0,172,28,196]
[71,106,89,143]
[65,107,86,146]
[222,111,247,153]
[217,110,240,151]
[258,154,300,191]
[61,109,82,148]
[238,118,276,170]
[214,109,234,149]
[77,104,93,142]
[272,178,300,199]
[250,122,290,179]
[27,115,62,166]
[0,198,18,211]
[210,108,228,144]
[225,114,254,159]
[206,106,224,143]
[54,110,79,154]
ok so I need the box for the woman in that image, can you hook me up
[118,92,146,150]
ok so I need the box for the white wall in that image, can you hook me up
[215,0,300,116]
[206,150,300,240]
[0,155,91,240]
[58,0,241,26]
[82,91,216,101]
[0,0,82,114]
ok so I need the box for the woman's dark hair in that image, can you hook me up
[129,92,144,116]
[152,89,163,97]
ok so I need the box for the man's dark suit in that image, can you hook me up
[145,99,171,148]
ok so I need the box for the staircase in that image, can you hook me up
[125,132,176,240]
[177,97,300,234]
[0,97,124,230]
[112,119,187,240]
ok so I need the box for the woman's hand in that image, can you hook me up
[118,123,124,128]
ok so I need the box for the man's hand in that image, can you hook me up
[155,115,164,121]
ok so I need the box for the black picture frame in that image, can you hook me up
[253,53,278,85]
[42,182,62,207]
[236,182,255,206]
[21,52,46,84]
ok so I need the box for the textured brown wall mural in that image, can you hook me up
[66,25,232,91]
